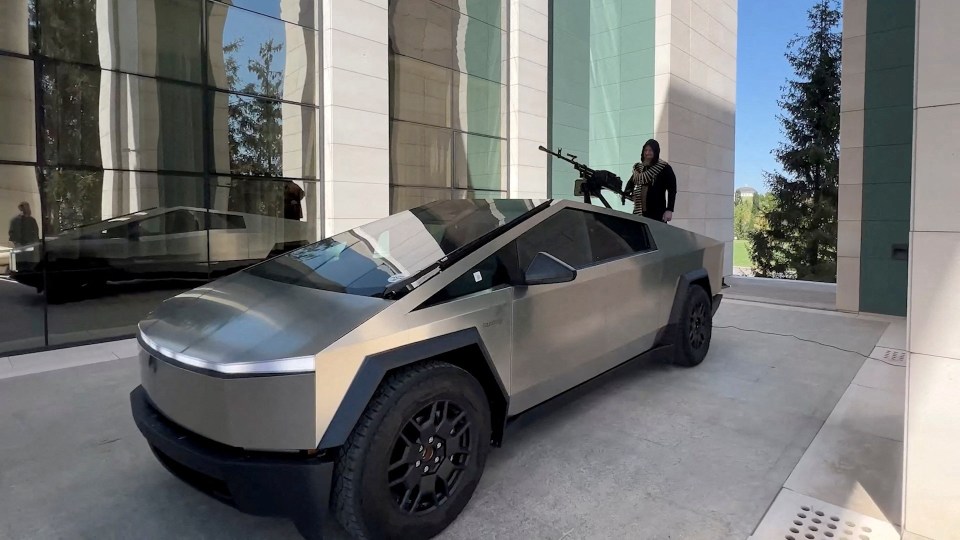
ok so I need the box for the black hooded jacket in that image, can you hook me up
[634,139,677,220]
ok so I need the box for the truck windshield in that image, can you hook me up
[246,199,545,297]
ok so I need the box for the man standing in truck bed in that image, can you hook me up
[627,139,677,223]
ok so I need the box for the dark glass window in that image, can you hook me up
[207,212,246,230]
[0,0,322,354]
[517,209,593,270]
[208,4,318,104]
[390,121,453,189]
[38,65,204,171]
[389,0,507,212]
[211,177,317,263]
[0,165,45,353]
[212,91,318,178]
[585,212,654,262]
[423,242,520,306]
[30,0,203,83]
[517,209,654,272]
[216,0,318,28]
[390,0,504,82]
[454,133,503,190]
[0,57,37,163]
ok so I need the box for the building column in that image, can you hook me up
[508,0,549,199]
[653,0,737,276]
[836,0,867,312]
[903,1,960,538]
[321,0,389,235]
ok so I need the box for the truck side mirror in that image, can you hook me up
[523,252,577,286]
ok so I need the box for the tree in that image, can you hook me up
[31,0,105,233]
[734,198,755,239]
[749,0,841,282]
[222,38,287,218]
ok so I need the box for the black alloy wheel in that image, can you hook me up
[388,400,473,515]
[674,284,712,367]
[333,362,491,540]
[689,300,708,350]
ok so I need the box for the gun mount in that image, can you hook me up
[538,146,627,209]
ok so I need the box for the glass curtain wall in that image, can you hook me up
[549,0,656,211]
[388,0,508,212]
[0,0,320,354]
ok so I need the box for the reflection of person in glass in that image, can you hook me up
[9,202,40,247]
[284,181,305,221]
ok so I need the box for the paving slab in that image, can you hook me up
[0,302,889,540]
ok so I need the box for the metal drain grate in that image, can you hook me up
[870,347,907,366]
[786,504,874,540]
[750,490,900,540]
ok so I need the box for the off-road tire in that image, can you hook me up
[333,361,492,540]
[673,284,712,367]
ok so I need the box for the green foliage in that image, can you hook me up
[734,197,756,239]
[223,39,287,217]
[32,0,105,233]
[750,0,841,282]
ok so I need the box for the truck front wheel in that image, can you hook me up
[333,361,492,540]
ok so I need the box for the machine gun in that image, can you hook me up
[538,146,627,209]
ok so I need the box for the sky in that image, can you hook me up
[735,0,825,193]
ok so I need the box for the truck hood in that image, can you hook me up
[138,271,391,374]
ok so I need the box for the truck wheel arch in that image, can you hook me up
[317,328,509,451]
[656,268,713,346]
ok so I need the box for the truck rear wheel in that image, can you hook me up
[673,284,713,367]
[333,361,491,540]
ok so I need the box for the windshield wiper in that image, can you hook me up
[382,260,442,299]
[381,200,552,300]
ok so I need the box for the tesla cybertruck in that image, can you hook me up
[8,206,308,300]
[130,198,724,539]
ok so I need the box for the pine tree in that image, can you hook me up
[749,0,842,281]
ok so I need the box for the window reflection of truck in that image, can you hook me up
[7,206,309,298]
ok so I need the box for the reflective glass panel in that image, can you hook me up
[211,91,318,178]
[30,0,203,83]
[0,165,45,353]
[390,55,453,128]
[1,1,30,54]
[452,72,505,138]
[247,198,538,296]
[208,3,319,104]
[0,57,37,163]
[391,186,506,213]
[209,176,321,274]
[454,133,504,191]
[390,121,453,190]
[434,0,506,29]
[390,0,456,70]
[391,0,505,81]
[39,65,204,172]
[43,172,210,345]
[451,13,504,82]
[214,0,318,28]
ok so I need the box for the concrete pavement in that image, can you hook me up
[0,300,890,540]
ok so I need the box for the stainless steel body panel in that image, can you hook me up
[138,350,317,450]
[135,198,725,452]
[139,270,389,368]
[509,263,610,413]
[601,251,669,366]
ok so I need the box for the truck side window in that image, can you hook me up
[421,243,521,307]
